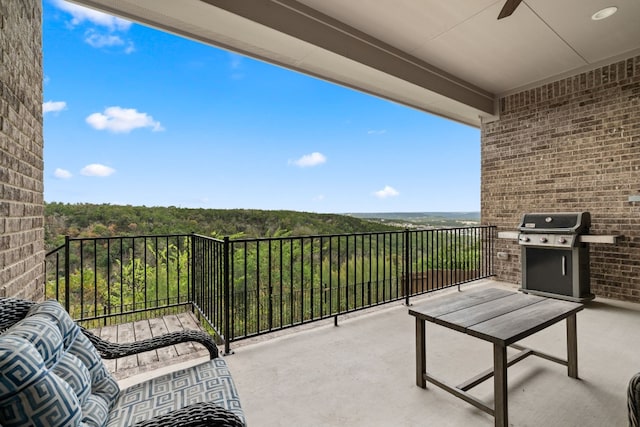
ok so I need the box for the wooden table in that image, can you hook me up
[409,287,584,427]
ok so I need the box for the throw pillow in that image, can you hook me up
[0,335,83,427]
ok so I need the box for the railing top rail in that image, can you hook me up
[47,226,495,248]
[64,233,192,242]
[226,226,494,244]
[410,226,495,233]
[191,234,225,243]
[228,231,402,244]
[45,244,66,257]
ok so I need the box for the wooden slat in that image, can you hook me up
[116,323,139,372]
[176,311,203,331]
[96,324,117,373]
[436,293,543,331]
[91,312,208,378]
[133,319,153,339]
[148,315,170,336]
[148,316,178,362]
[467,299,583,345]
[164,314,195,356]
[409,287,512,320]
[133,320,158,367]
[176,312,209,357]
[98,324,118,341]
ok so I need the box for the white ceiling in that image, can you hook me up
[70,0,640,127]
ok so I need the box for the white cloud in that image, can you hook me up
[84,30,124,48]
[290,152,327,168]
[374,185,399,199]
[313,194,325,202]
[80,164,115,177]
[53,168,72,179]
[43,101,67,114]
[53,1,134,53]
[86,107,164,133]
[52,0,131,31]
[83,29,135,53]
[367,129,387,135]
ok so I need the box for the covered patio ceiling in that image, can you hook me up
[70,0,640,127]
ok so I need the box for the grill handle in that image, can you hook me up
[562,256,566,276]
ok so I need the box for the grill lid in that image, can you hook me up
[518,212,591,234]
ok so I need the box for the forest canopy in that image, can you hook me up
[44,202,401,250]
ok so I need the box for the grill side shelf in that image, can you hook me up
[578,235,620,244]
[497,232,620,244]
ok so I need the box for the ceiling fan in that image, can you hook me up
[498,0,523,19]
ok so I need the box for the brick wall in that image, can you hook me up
[481,55,640,303]
[0,1,45,301]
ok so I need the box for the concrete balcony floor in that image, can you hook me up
[119,279,640,426]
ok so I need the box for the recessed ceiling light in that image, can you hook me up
[591,6,618,20]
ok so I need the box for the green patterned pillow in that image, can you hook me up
[0,334,83,426]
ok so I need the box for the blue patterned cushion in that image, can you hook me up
[28,300,79,348]
[1,314,63,367]
[0,335,83,426]
[28,301,120,410]
[83,394,111,427]
[52,352,92,405]
[70,331,120,405]
[106,358,245,426]
[0,300,120,427]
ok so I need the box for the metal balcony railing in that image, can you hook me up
[45,227,496,353]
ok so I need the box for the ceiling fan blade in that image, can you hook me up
[498,0,523,19]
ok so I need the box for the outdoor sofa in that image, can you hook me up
[0,297,245,426]
[631,372,640,427]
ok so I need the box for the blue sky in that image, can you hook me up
[42,0,480,214]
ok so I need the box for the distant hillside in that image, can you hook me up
[345,212,481,228]
[44,203,402,250]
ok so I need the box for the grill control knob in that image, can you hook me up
[539,237,548,243]
[558,237,567,244]
[520,236,529,242]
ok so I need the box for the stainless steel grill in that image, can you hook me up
[518,212,593,302]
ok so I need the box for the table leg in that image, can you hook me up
[493,343,508,427]
[567,314,578,378]
[416,317,426,388]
